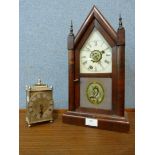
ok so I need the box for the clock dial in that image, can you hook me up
[80,28,112,73]
[28,92,53,121]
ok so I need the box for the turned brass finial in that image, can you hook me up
[37,78,42,85]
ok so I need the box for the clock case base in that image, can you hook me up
[26,116,53,127]
[62,111,130,132]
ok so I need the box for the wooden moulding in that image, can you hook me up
[68,50,75,111]
[62,111,130,132]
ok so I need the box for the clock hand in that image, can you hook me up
[40,104,44,118]
[98,61,105,70]
[101,47,110,54]
[101,50,105,54]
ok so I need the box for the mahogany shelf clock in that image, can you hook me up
[62,6,130,132]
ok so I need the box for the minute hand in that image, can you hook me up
[101,47,109,54]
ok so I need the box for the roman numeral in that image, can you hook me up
[105,60,110,64]
[81,56,86,58]
[88,65,93,70]
[106,53,111,56]
[82,61,87,65]
[85,47,90,51]
[103,47,110,51]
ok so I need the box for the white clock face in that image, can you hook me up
[80,28,112,73]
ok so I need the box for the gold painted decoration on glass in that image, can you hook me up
[80,28,112,73]
[86,82,104,105]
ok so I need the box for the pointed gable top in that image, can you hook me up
[74,5,117,47]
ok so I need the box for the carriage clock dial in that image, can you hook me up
[80,28,112,73]
[28,92,53,120]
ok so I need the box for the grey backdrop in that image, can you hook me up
[19,0,135,108]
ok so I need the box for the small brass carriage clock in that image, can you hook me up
[26,79,54,127]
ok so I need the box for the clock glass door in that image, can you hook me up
[79,28,112,111]
[80,28,112,73]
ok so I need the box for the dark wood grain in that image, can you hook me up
[68,50,75,111]
[68,24,75,111]
[76,107,113,115]
[63,111,129,132]
[74,5,117,47]
[63,5,129,132]
[80,73,112,78]
[115,27,125,116]
[20,110,135,155]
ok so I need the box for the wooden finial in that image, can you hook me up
[69,20,74,35]
[117,14,125,45]
[68,20,74,49]
[119,14,123,29]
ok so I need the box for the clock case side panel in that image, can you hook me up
[114,27,125,116]
[67,29,76,111]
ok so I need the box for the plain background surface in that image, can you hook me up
[19,0,135,109]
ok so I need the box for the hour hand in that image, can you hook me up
[101,50,105,54]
